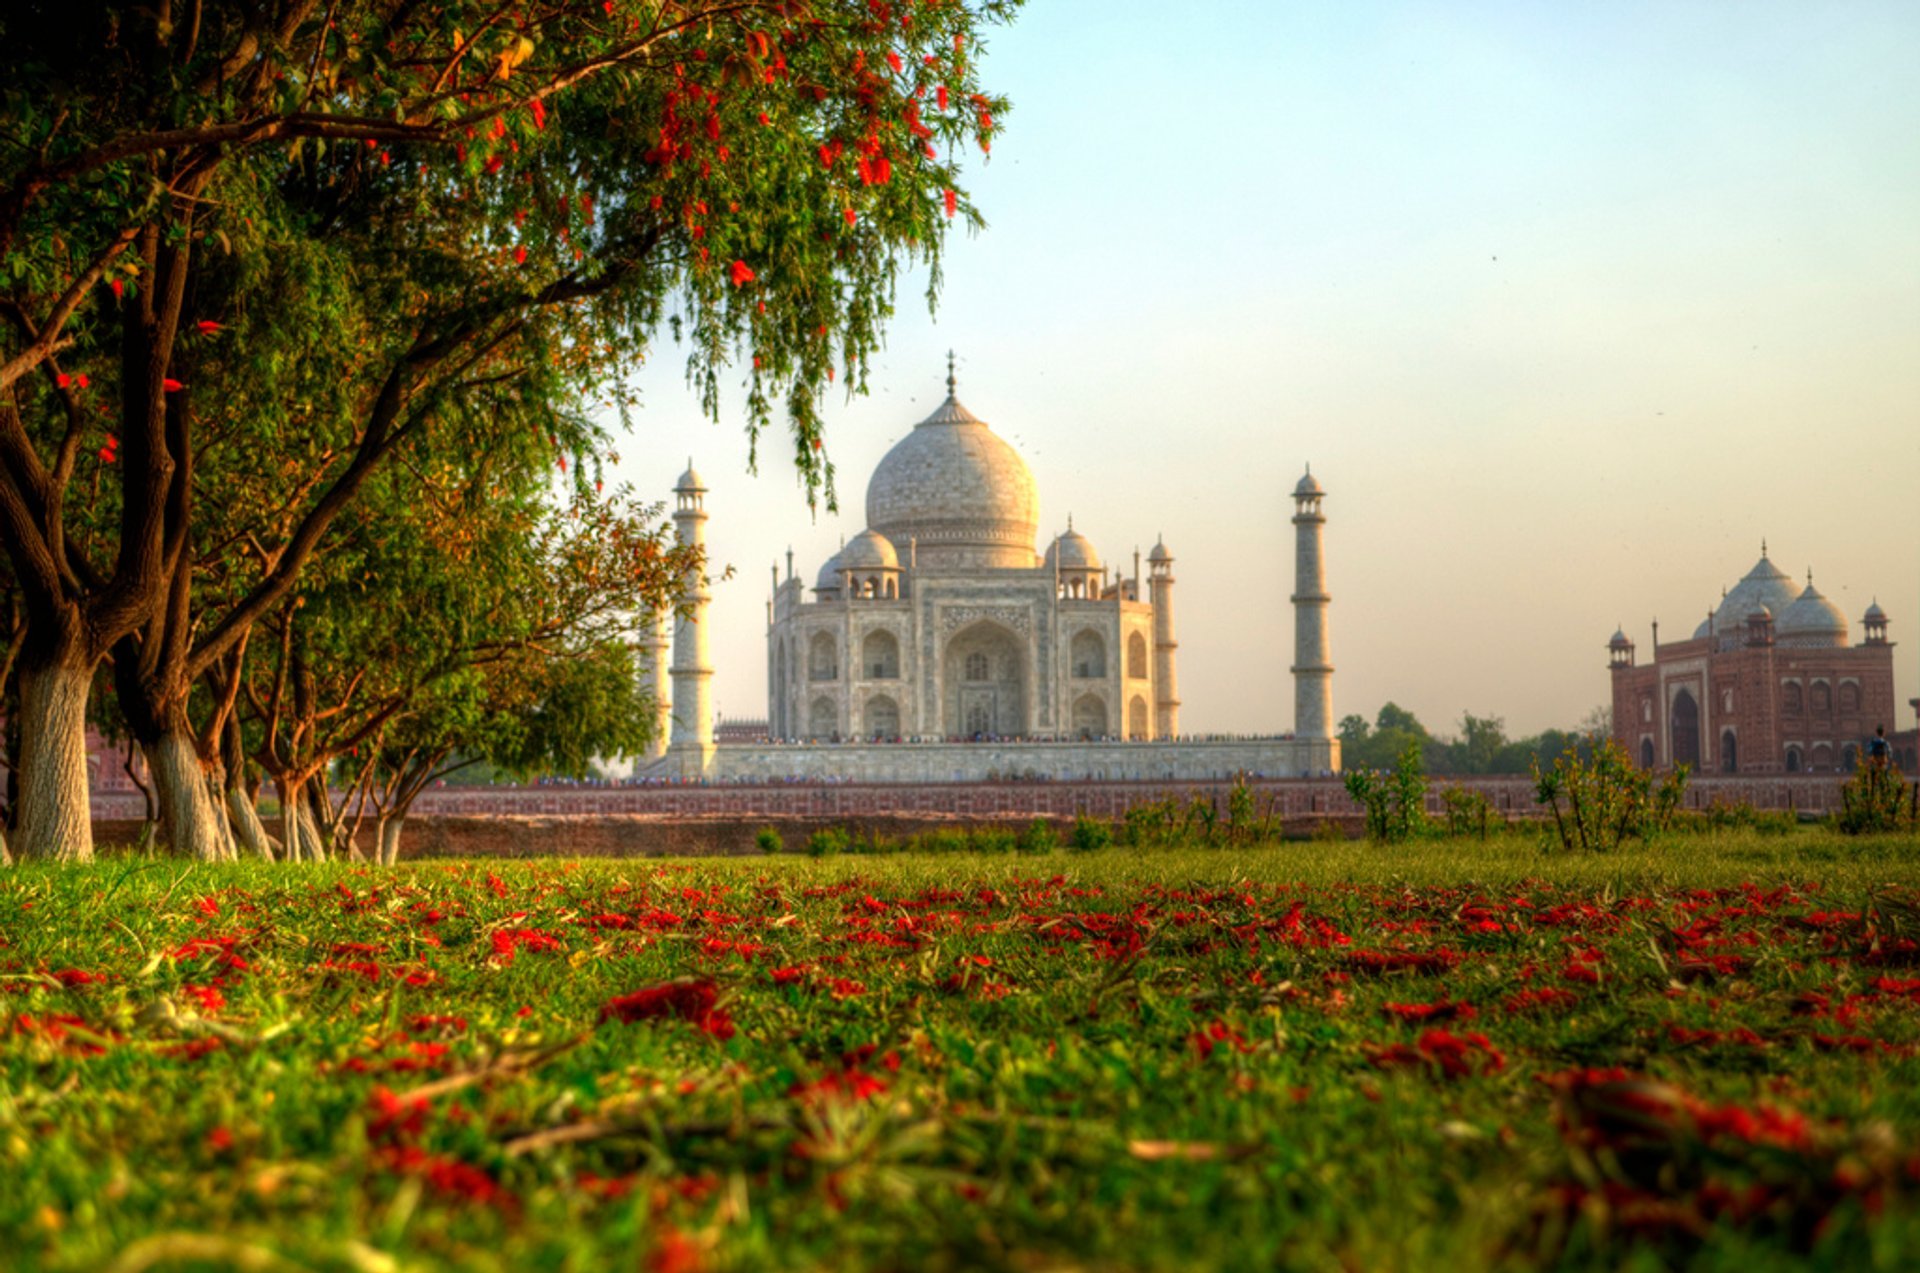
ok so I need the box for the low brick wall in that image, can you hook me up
[83,773,1894,859]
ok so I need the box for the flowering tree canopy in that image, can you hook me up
[0,0,1018,861]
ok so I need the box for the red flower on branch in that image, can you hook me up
[730,259,756,286]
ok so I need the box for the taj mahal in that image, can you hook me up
[635,363,1340,782]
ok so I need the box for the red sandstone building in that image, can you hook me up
[1608,547,1914,775]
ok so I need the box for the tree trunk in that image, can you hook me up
[13,659,94,862]
[279,775,306,862]
[227,785,276,860]
[379,816,405,866]
[148,727,234,862]
[297,787,328,862]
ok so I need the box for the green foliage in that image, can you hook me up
[0,0,1025,859]
[1120,798,1183,848]
[11,838,1920,1271]
[1015,818,1057,856]
[1682,800,1798,837]
[1343,741,1430,843]
[1439,786,1503,840]
[1533,738,1689,853]
[970,827,1018,855]
[1342,704,1609,775]
[806,827,849,858]
[754,826,784,855]
[1311,817,1351,843]
[1069,815,1114,853]
[1837,764,1913,836]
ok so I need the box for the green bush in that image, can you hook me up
[1069,815,1114,853]
[1120,798,1182,847]
[806,826,850,858]
[1343,740,1430,843]
[1532,738,1688,853]
[754,826,785,855]
[1311,817,1350,843]
[969,827,1017,855]
[1836,763,1912,835]
[1439,786,1503,839]
[1686,799,1796,836]
[1016,818,1058,855]
[915,828,970,855]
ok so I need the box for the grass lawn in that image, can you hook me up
[6,828,1920,1271]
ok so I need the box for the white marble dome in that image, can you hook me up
[1045,526,1101,572]
[1778,578,1848,647]
[814,549,844,592]
[841,528,899,571]
[865,392,1040,569]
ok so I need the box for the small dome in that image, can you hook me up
[675,463,706,492]
[1698,548,1801,643]
[1778,577,1848,647]
[1608,626,1631,648]
[1045,527,1101,572]
[1747,605,1772,622]
[814,551,845,591]
[1148,536,1172,563]
[840,528,899,571]
[1865,599,1888,622]
[1293,466,1324,498]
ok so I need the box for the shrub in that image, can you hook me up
[1343,741,1429,843]
[969,827,1017,855]
[1836,763,1912,835]
[1016,818,1058,855]
[1120,798,1181,848]
[1690,799,1796,836]
[1069,815,1114,853]
[916,828,970,855]
[806,827,850,858]
[1311,818,1350,843]
[754,826,785,855]
[1439,786,1502,840]
[1532,738,1688,853]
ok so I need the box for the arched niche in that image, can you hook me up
[862,629,901,680]
[1070,629,1106,679]
[1072,693,1108,740]
[943,621,1025,738]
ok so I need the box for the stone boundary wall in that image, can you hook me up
[87,772,1881,825]
[696,737,1340,784]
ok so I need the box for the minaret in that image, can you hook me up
[1290,465,1333,745]
[640,605,672,764]
[1148,536,1179,738]
[667,461,714,777]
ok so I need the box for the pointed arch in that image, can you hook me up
[862,629,900,680]
[1072,693,1108,740]
[1070,629,1106,679]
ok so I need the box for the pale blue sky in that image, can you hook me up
[619,0,1920,738]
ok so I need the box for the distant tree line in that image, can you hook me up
[1338,703,1611,776]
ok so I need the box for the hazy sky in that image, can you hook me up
[613,0,1920,740]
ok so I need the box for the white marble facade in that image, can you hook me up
[644,365,1340,782]
[768,370,1172,745]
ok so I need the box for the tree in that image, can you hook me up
[0,0,1019,861]
[1456,712,1508,775]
